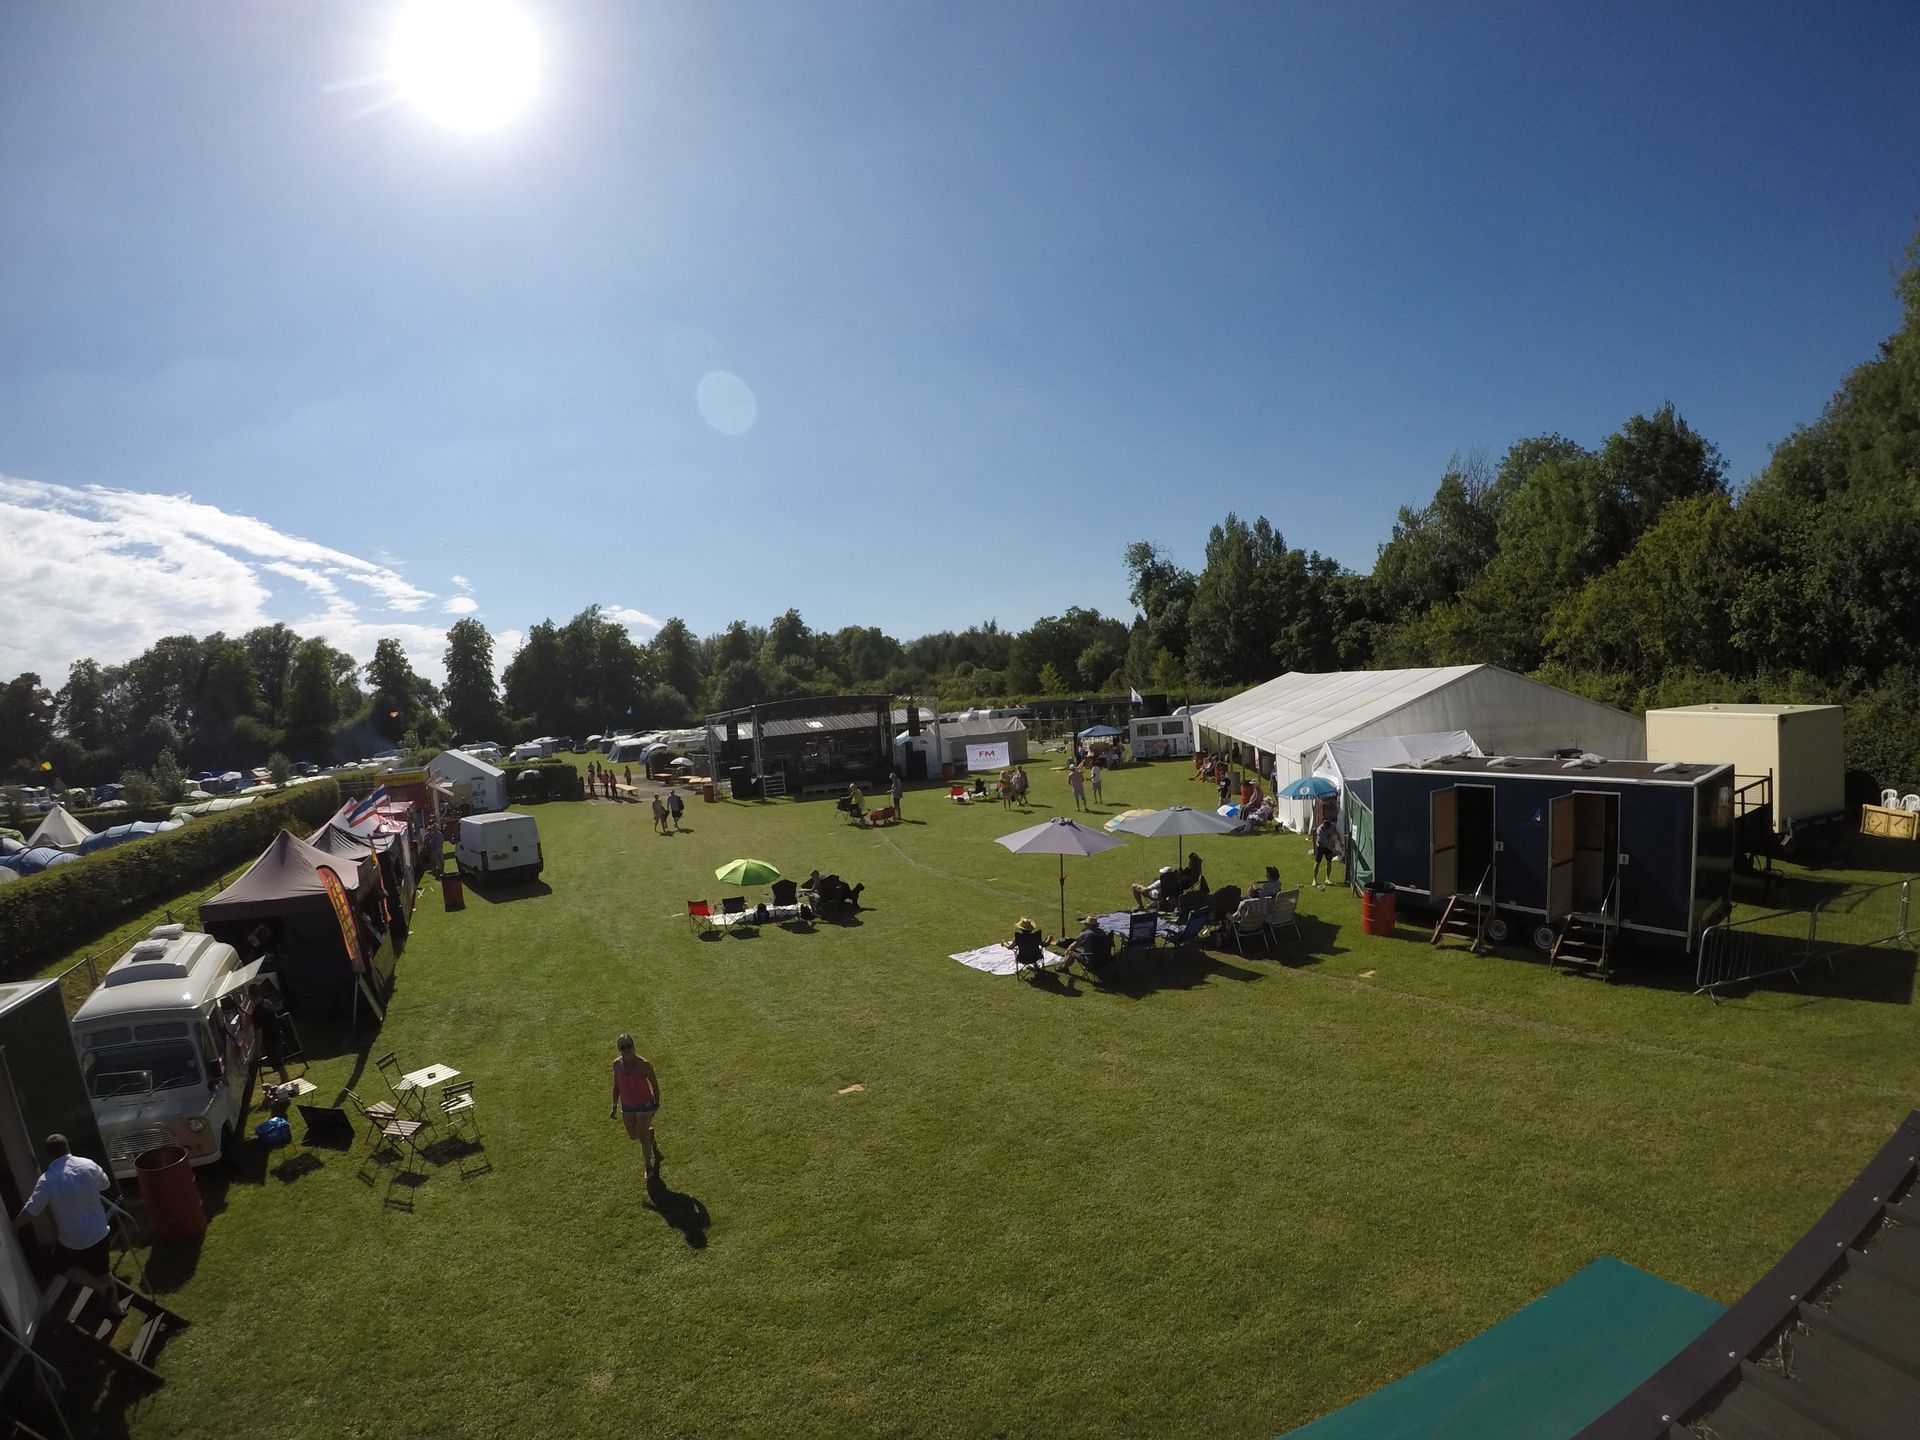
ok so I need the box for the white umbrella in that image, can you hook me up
[1108,804,1243,870]
[995,816,1127,936]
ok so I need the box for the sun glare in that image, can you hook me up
[391,0,540,132]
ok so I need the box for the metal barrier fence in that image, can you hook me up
[1695,876,1915,995]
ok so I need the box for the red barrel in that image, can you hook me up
[441,873,465,911]
[1360,888,1396,936]
[135,1144,207,1243]
[702,783,717,803]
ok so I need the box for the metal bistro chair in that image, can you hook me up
[440,1080,479,1143]
[344,1087,426,1165]
[375,1052,425,1120]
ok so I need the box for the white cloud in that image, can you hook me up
[493,628,525,681]
[0,473,449,680]
[443,595,479,615]
[450,574,472,592]
[604,604,662,633]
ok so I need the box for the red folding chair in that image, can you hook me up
[687,900,714,935]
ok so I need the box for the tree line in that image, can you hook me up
[4,233,1917,794]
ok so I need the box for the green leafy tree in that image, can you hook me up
[647,619,705,710]
[267,751,292,787]
[442,618,503,741]
[284,639,345,756]
[0,674,55,774]
[1035,662,1067,695]
[761,609,813,670]
[242,624,301,727]
[119,767,160,812]
[366,638,428,743]
[151,747,185,801]
[57,659,110,753]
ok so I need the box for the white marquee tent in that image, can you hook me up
[1197,666,1646,828]
[1312,730,1484,788]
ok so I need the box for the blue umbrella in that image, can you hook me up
[1279,776,1340,801]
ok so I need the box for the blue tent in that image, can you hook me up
[77,818,183,855]
[1076,724,1123,738]
[4,847,80,875]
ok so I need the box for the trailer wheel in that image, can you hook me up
[1486,915,1511,944]
[1531,925,1557,954]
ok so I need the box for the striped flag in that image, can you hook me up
[347,785,390,826]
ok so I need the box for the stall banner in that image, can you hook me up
[316,865,365,973]
[965,742,1008,772]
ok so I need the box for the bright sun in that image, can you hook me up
[391,0,540,132]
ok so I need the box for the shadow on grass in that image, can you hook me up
[470,879,555,904]
[1089,948,1263,999]
[644,1170,711,1249]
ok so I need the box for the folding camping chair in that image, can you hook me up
[769,879,798,907]
[297,1103,357,1148]
[1222,895,1272,956]
[687,899,715,935]
[948,785,969,803]
[1160,910,1210,953]
[1122,911,1161,954]
[1265,888,1303,947]
[720,896,751,931]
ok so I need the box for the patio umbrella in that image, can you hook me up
[1076,724,1123,738]
[1279,775,1340,801]
[670,756,696,769]
[995,815,1126,936]
[1101,807,1154,835]
[1108,804,1243,870]
[715,857,781,887]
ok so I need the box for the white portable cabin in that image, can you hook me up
[1645,703,1845,839]
[428,749,509,813]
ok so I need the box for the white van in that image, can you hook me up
[70,927,263,1179]
[456,812,544,885]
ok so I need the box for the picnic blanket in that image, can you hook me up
[950,943,1066,976]
[1087,910,1175,939]
[716,904,807,928]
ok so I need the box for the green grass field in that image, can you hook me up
[46,757,1920,1438]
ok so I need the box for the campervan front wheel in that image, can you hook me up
[1531,925,1557,954]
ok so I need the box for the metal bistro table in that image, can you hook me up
[402,1063,462,1116]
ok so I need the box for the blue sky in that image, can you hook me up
[3,1,1917,682]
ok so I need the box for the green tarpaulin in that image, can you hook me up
[1282,1256,1724,1440]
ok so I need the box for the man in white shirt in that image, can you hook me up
[12,1134,127,1317]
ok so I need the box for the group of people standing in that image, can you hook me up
[1065,759,1105,811]
[584,760,635,800]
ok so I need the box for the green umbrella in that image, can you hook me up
[715,857,781,886]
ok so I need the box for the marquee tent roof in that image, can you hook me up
[1313,731,1483,785]
[199,829,369,924]
[429,749,505,781]
[1197,666,1645,767]
[27,805,91,849]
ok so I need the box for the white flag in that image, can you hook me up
[1129,687,1143,705]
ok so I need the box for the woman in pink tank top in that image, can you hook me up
[609,1033,663,1176]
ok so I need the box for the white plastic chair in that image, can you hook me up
[1883,788,1902,808]
[1903,794,1920,814]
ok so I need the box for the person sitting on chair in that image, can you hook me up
[845,784,865,825]
[1249,864,1283,900]
[814,873,866,912]
[971,775,988,797]
[1064,916,1116,975]
[1009,917,1048,976]
[1132,851,1204,910]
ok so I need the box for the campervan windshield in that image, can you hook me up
[78,1022,204,1097]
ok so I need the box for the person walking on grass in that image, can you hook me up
[1089,764,1103,806]
[667,785,684,831]
[651,792,667,834]
[890,770,904,821]
[609,1035,664,1177]
[1313,814,1342,890]
[1067,764,1086,811]
[12,1135,128,1321]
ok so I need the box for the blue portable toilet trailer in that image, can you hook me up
[1371,754,1736,956]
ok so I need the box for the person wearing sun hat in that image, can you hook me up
[1009,917,1048,975]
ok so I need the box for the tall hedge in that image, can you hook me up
[0,779,343,976]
